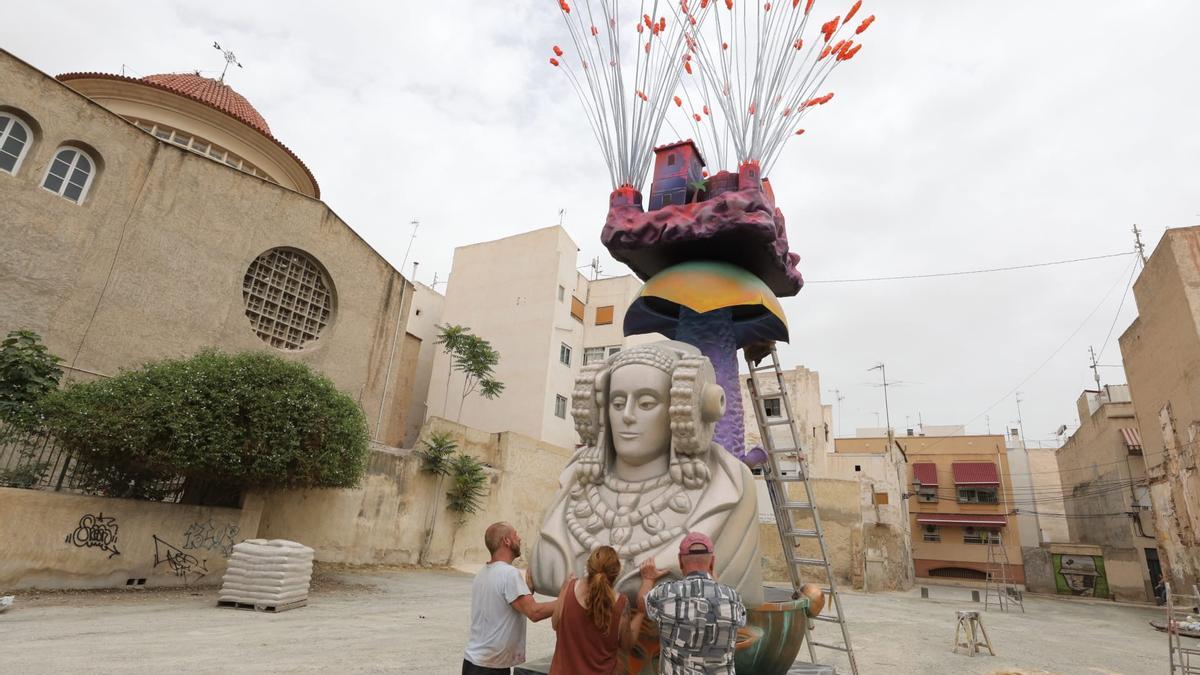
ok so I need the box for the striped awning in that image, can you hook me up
[912,462,938,486]
[952,462,999,486]
[917,513,1007,527]
[1121,427,1143,452]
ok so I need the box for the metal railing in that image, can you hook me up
[0,423,184,502]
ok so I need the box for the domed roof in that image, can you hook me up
[56,70,319,198]
[139,73,272,135]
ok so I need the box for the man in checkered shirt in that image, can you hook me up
[638,532,748,674]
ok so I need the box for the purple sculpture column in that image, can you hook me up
[675,307,743,458]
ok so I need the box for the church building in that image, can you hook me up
[0,49,418,446]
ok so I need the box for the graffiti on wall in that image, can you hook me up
[65,513,121,558]
[1053,554,1109,598]
[152,535,208,583]
[182,519,240,556]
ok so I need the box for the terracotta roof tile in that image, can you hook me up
[56,71,318,197]
[140,73,271,134]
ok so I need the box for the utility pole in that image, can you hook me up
[827,388,845,437]
[1088,345,1103,394]
[1013,391,1041,543]
[1132,224,1147,265]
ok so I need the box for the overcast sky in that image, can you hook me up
[7,1,1198,445]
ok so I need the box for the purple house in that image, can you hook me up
[648,139,705,210]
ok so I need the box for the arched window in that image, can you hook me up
[42,147,95,203]
[0,114,31,174]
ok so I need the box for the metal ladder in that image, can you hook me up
[1165,583,1200,674]
[983,538,1024,613]
[744,344,859,675]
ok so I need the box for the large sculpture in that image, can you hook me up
[532,341,763,608]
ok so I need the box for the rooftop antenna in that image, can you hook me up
[411,261,419,283]
[590,256,602,281]
[1088,345,1103,394]
[400,219,419,278]
[985,414,991,434]
[867,362,894,436]
[1014,392,1029,444]
[558,208,565,227]
[1132,224,1147,265]
[212,42,243,83]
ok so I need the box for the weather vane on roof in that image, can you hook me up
[212,41,243,83]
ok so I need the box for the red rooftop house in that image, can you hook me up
[648,140,705,210]
[905,436,1024,586]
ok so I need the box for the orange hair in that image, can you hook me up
[585,546,621,634]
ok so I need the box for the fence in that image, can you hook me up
[0,423,184,501]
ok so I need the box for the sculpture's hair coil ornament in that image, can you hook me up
[569,342,724,490]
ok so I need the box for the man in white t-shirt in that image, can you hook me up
[462,522,554,675]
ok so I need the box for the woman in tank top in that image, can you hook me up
[549,546,644,675]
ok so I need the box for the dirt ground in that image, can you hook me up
[0,565,1178,674]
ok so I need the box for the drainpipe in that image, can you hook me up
[375,277,408,442]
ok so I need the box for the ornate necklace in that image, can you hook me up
[565,478,693,559]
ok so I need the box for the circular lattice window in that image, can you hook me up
[242,248,335,350]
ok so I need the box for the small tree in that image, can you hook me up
[452,334,505,421]
[435,324,471,418]
[0,330,63,430]
[434,324,504,421]
[42,350,370,500]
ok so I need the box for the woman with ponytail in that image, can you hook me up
[548,546,644,674]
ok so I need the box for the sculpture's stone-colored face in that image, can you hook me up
[608,363,672,468]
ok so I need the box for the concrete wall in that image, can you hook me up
[402,283,445,447]
[1026,445,1071,543]
[755,478,909,591]
[1119,226,1200,591]
[255,418,573,567]
[0,50,414,447]
[1023,543,1149,602]
[0,487,262,590]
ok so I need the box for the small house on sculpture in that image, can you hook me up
[649,139,705,210]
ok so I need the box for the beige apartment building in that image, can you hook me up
[740,368,914,589]
[1120,225,1200,592]
[1055,385,1160,601]
[425,226,657,449]
[0,50,415,445]
[905,435,1024,584]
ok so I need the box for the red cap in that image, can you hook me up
[679,532,714,555]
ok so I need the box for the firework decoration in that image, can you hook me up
[550,0,874,466]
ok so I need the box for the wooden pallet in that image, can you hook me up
[217,598,308,613]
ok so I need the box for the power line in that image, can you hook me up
[1096,257,1140,361]
[806,251,1133,284]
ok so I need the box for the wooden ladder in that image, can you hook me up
[745,344,859,675]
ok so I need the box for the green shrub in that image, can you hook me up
[0,330,63,430]
[416,431,457,477]
[43,350,369,498]
[445,453,488,516]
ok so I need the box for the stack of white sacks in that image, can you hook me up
[219,539,314,608]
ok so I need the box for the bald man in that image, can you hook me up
[462,522,554,675]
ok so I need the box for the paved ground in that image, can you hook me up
[0,565,1178,674]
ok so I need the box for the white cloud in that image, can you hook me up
[7,0,1198,444]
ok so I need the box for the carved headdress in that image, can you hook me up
[570,341,725,490]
